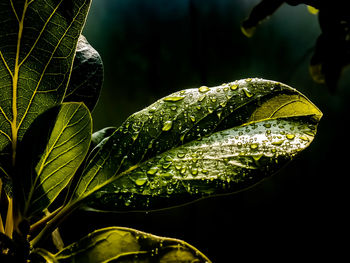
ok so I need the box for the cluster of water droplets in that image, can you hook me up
[90,78,319,210]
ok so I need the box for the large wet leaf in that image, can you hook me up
[72,78,322,211]
[54,227,211,263]
[64,35,103,112]
[17,102,92,218]
[0,0,92,180]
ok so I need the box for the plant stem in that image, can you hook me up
[30,206,62,235]
[30,200,81,247]
[4,195,13,238]
[0,179,4,233]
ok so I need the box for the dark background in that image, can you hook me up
[62,0,349,261]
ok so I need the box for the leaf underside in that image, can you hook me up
[54,227,211,263]
[17,102,92,218]
[73,78,322,212]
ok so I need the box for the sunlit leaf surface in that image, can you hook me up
[54,227,211,263]
[73,78,322,211]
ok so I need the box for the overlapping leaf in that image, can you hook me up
[54,227,211,263]
[71,78,322,211]
[18,102,92,217]
[64,35,103,112]
[0,0,92,179]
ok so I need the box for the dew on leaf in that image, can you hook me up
[198,95,206,102]
[135,176,148,186]
[147,167,158,175]
[164,96,185,102]
[162,120,173,131]
[198,86,210,93]
[286,134,295,140]
[230,84,238,90]
[243,88,253,98]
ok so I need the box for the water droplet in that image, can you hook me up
[230,84,238,90]
[202,169,209,174]
[191,168,198,176]
[250,143,258,150]
[198,95,206,102]
[243,88,253,98]
[245,78,252,82]
[135,176,148,186]
[162,120,173,131]
[190,115,196,122]
[272,140,284,146]
[164,96,185,102]
[217,111,222,119]
[180,167,187,175]
[162,162,172,169]
[170,106,177,111]
[286,134,295,140]
[263,123,271,128]
[147,167,158,175]
[198,86,210,93]
[208,107,214,114]
[176,152,186,160]
[300,136,309,141]
[210,97,217,102]
[149,107,157,113]
[252,154,263,161]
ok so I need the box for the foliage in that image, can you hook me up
[0,1,322,262]
[242,0,350,92]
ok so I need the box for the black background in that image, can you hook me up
[61,1,349,261]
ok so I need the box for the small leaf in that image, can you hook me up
[18,103,92,217]
[54,227,211,263]
[72,79,322,211]
[64,35,103,112]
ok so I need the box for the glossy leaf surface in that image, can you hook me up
[73,78,322,211]
[54,227,211,263]
[18,103,92,217]
[0,0,91,179]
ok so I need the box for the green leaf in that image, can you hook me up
[54,227,211,263]
[0,0,92,179]
[18,102,92,217]
[72,78,322,211]
[64,35,103,112]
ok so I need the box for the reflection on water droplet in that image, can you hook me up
[286,134,295,140]
[250,143,258,150]
[243,88,253,98]
[162,162,172,169]
[230,84,238,90]
[162,120,173,131]
[217,111,222,119]
[198,86,210,93]
[177,152,185,158]
[164,96,185,102]
[147,167,158,175]
[135,177,148,186]
[191,168,198,176]
[272,140,284,146]
[300,136,309,141]
[198,95,206,102]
